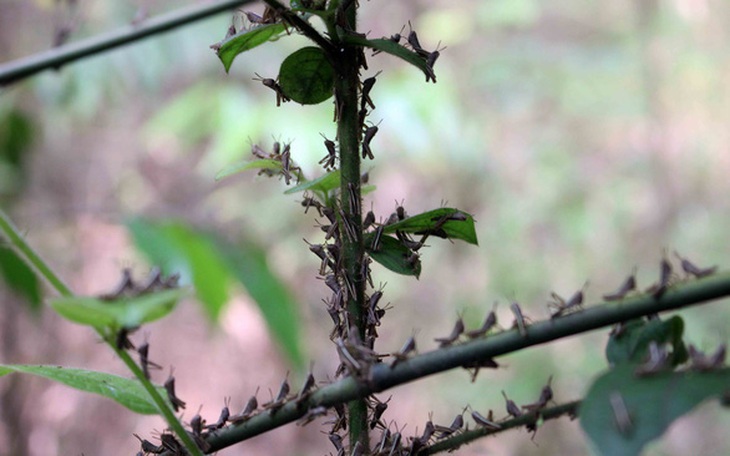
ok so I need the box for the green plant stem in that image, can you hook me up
[0,0,258,86]
[423,400,581,454]
[330,2,370,451]
[0,209,73,297]
[193,271,730,454]
[0,209,202,456]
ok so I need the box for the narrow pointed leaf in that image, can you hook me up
[0,246,42,310]
[365,234,421,278]
[214,24,288,72]
[580,365,730,456]
[127,219,230,322]
[49,289,187,329]
[215,159,283,182]
[382,207,478,245]
[284,170,339,194]
[341,35,436,82]
[0,365,166,415]
[278,46,335,105]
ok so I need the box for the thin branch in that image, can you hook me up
[423,400,581,454]
[186,271,730,454]
[261,0,336,55]
[0,0,257,86]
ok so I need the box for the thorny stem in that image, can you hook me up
[0,209,203,456]
[423,400,581,454]
[0,0,258,86]
[331,1,370,451]
[189,271,730,454]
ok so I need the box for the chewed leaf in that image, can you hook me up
[214,24,288,72]
[50,289,187,330]
[341,34,435,82]
[284,170,339,195]
[382,207,478,245]
[0,365,165,415]
[215,159,283,181]
[580,365,730,456]
[278,47,335,105]
[366,234,421,278]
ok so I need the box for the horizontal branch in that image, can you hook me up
[0,0,257,86]
[185,271,730,454]
[424,400,581,454]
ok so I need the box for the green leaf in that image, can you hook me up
[365,234,421,278]
[0,246,42,311]
[341,34,436,82]
[606,316,687,366]
[49,289,187,329]
[127,220,230,322]
[220,239,305,370]
[284,170,339,195]
[580,365,730,456]
[215,159,283,182]
[382,207,479,245]
[278,47,335,105]
[214,24,288,73]
[0,365,165,415]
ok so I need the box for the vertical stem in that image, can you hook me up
[334,3,369,452]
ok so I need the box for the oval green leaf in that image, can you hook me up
[382,207,479,245]
[580,365,730,456]
[215,158,284,182]
[606,316,687,367]
[278,47,335,105]
[0,365,165,415]
[214,24,288,73]
[50,289,188,329]
[365,234,421,278]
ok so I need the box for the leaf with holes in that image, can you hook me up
[278,47,335,105]
[0,365,167,415]
[382,208,478,245]
[365,234,421,278]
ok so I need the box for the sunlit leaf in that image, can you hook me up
[278,47,335,105]
[49,289,187,329]
[284,170,339,195]
[606,316,687,367]
[215,159,283,182]
[365,234,421,278]
[127,220,230,322]
[0,246,42,311]
[0,365,166,415]
[382,207,478,245]
[214,24,288,72]
[341,34,436,82]
[220,239,305,370]
[580,365,730,456]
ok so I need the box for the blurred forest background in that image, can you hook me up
[1,0,729,454]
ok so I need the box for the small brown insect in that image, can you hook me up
[471,410,501,430]
[229,392,258,424]
[650,253,674,298]
[603,269,637,301]
[361,71,381,111]
[362,125,378,160]
[462,357,500,382]
[674,251,717,279]
[205,397,231,431]
[435,412,464,438]
[434,317,465,347]
[634,341,670,376]
[164,373,186,411]
[549,282,588,319]
[370,225,384,252]
[510,302,529,337]
[134,434,163,454]
[687,343,726,371]
[100,268,135,301]
[391,335,417,368]
[609,391,633,435]
[363,210,375,231]
[137,342,162,380]
[297,405,328,426]
[328,432,344,454]
[253,73,290,106]
[522,376,554,412]
[502,391,522,418]
[319,134,337,170]
[466,304,498,339]
[369,395,391,429]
